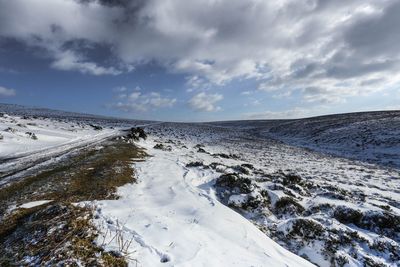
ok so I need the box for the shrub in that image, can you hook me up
[333,206,363,225]
[275,197,305,216]
[232,165,250,175]
[215,173,253,194]
[288,218,324,240]
[282,173,302,186]
[186,161,204,168]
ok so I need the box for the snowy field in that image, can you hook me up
[1,107,399,266]
[0,104,150,182]
[92,137,313,267]
[211,111,400,169]
[93,120,400,267]
[0,112,119,183]
[0,113,116,159]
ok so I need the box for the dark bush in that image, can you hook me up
[232,165,250,175]
[197,148,207,153]
[126,127,147,141]
[360,211,400,236]
[215,173,252,194]
[241,194,269,210]
[288,219,324,240]
[334,206,363,225]
[282,173,302,186]
[241,163,254,170]
[275,197,305,216]
[186,162,204,168]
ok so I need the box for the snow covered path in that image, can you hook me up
[0,114,119,181]
[94,139,314,267]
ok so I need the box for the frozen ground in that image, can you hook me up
[0,104,151,181]
[0,112,118,181]
[1,106,399,266]
[0,113,116,159]
[211,111,400,169]
[92,137,313,267]
[92,121,400,266]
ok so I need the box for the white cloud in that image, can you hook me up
[51,50,122,75]
[1,0,400,102]
[241,91,253,96]
[0,86,16,97]
[113,86,127,92]
[112,88,176,112]
[188,92,223,112]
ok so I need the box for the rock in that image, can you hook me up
[89,124,103,131]
[197,148,207,153]
[126,127,147,141]
[25,132,38,140]
[153,143,172,151]
[4,127,17,133]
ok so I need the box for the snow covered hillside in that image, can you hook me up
[115,122,398,266]
[1,106,399,266]
[211,111,400,168]
[0,113,116,159]
[0,104,151,182]
[0,112,118,181]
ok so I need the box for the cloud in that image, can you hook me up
[51,50,122,75]
[1,0,400,102]
[188,92,223,112]
[0,86,16,97]
[241,91,252,96]
[112,88,176,112]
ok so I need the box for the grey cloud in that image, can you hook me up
[0,0,400,103]
[0,86,16,97]
[343,1,400,58]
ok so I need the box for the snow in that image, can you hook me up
[135,122,400,266]
[228,194,248,206]
[0,114,117,159]
[19,200,53,209]
[93,137,314,267]
[0,114,119,183]
[2,108,399,266]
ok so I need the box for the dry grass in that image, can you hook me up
[0,203,128,266]
[0,139,146,214]
[0,138,146,266]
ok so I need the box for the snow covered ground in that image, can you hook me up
[1,107,399,266]
[0,113,116,159]
[92,137,314,267]
[0,113,119,181]
[211,111,400,169]
[90,122,400,266]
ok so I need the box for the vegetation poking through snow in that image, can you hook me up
[0,137,146,265]
[0,203,127,266]
[143,120,400,267]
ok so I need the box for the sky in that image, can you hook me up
[0,0,400,122]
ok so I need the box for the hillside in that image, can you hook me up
[211,111,400,169]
